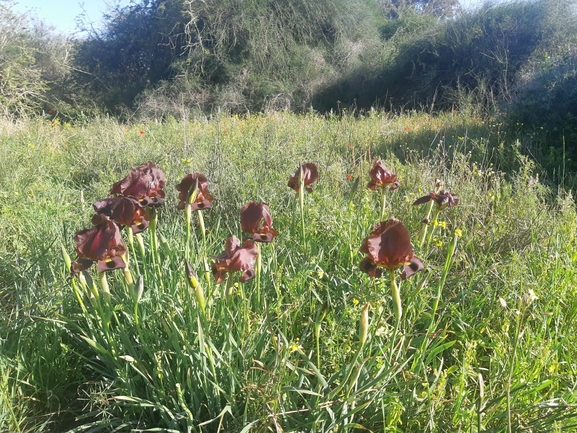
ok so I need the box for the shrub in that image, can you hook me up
[315,0,574,116]
[0,1,46,116]
[505,0,577,179]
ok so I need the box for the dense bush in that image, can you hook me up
[73,0,188,114]
[3,113,577,432]
[316,0,575,115]
[0,1,47,116]
[135,0,387,117]
[377,0,461,18]
[5,0,577,124]
[0,1,79,118]
[4,0,577,178]
[505,0,577,178]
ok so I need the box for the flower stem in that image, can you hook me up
[380,188,387,220]
[132,275,144,326]
[119,251,133,286]
[185,203,192,261]
[225,273,236,298]
[359,302,370,347]
[197,208,206,244]
[299,169,306,249]
[71,278,88,315]
[126,227,140,276]
[390,269,402,321]
[255,243,262,308]
[388,269,402,366]
[99,271,111,304]
[184,186,199,261]
[425,208,441,249]
[148,207,165,289]
[62,246,88,314]
[429,231,458,332]
[418,201,435,248]
[196,209,211,287]
[149,207,158,254]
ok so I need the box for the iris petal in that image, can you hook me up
[72,217,127,275]
[109,162,166,207]
[212,236,258,283]
[176,173,214,211]
[240,202,278,243]
[288,163,318,192]
[359,218,423,279]
[367,160,399,191]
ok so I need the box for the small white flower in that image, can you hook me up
[523,289,538,306]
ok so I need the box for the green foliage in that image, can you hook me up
[0,0,47,116]
[136,0,386,117]
[0,1,80,118]
[377,0,462,19]
[2,112,577,431]
[317,0,570,115]
[0,354,29,432]
[72,0,391,116]
[74,0,188,114]
[505,0,577,180]
[1,0,577,132]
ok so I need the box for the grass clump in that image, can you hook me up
[1,111,577,432]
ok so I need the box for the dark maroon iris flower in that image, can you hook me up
[71,216,127,274]
[288,163,319,193]
[240,201,278,243]
[212,236,259,284]
[109,162,166,207]
[413,190,459,209]
[367,160,400,191]
[175,173,214,211]
[359,218,423,280]
[91,197,149,234]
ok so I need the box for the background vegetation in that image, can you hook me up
[3,112,577,432]
[2,0,577,173]
[2,0,577,431]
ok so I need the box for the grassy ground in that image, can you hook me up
[1,111,577,432]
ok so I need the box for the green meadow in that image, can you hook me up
[1,112,577,432]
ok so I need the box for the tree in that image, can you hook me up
[75,0,188,113]
[377,0,461,18]
[82,0,386,115]
[0,0,46,116]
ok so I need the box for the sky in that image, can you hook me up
[12,0,131,34]
[12,0,486,35]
